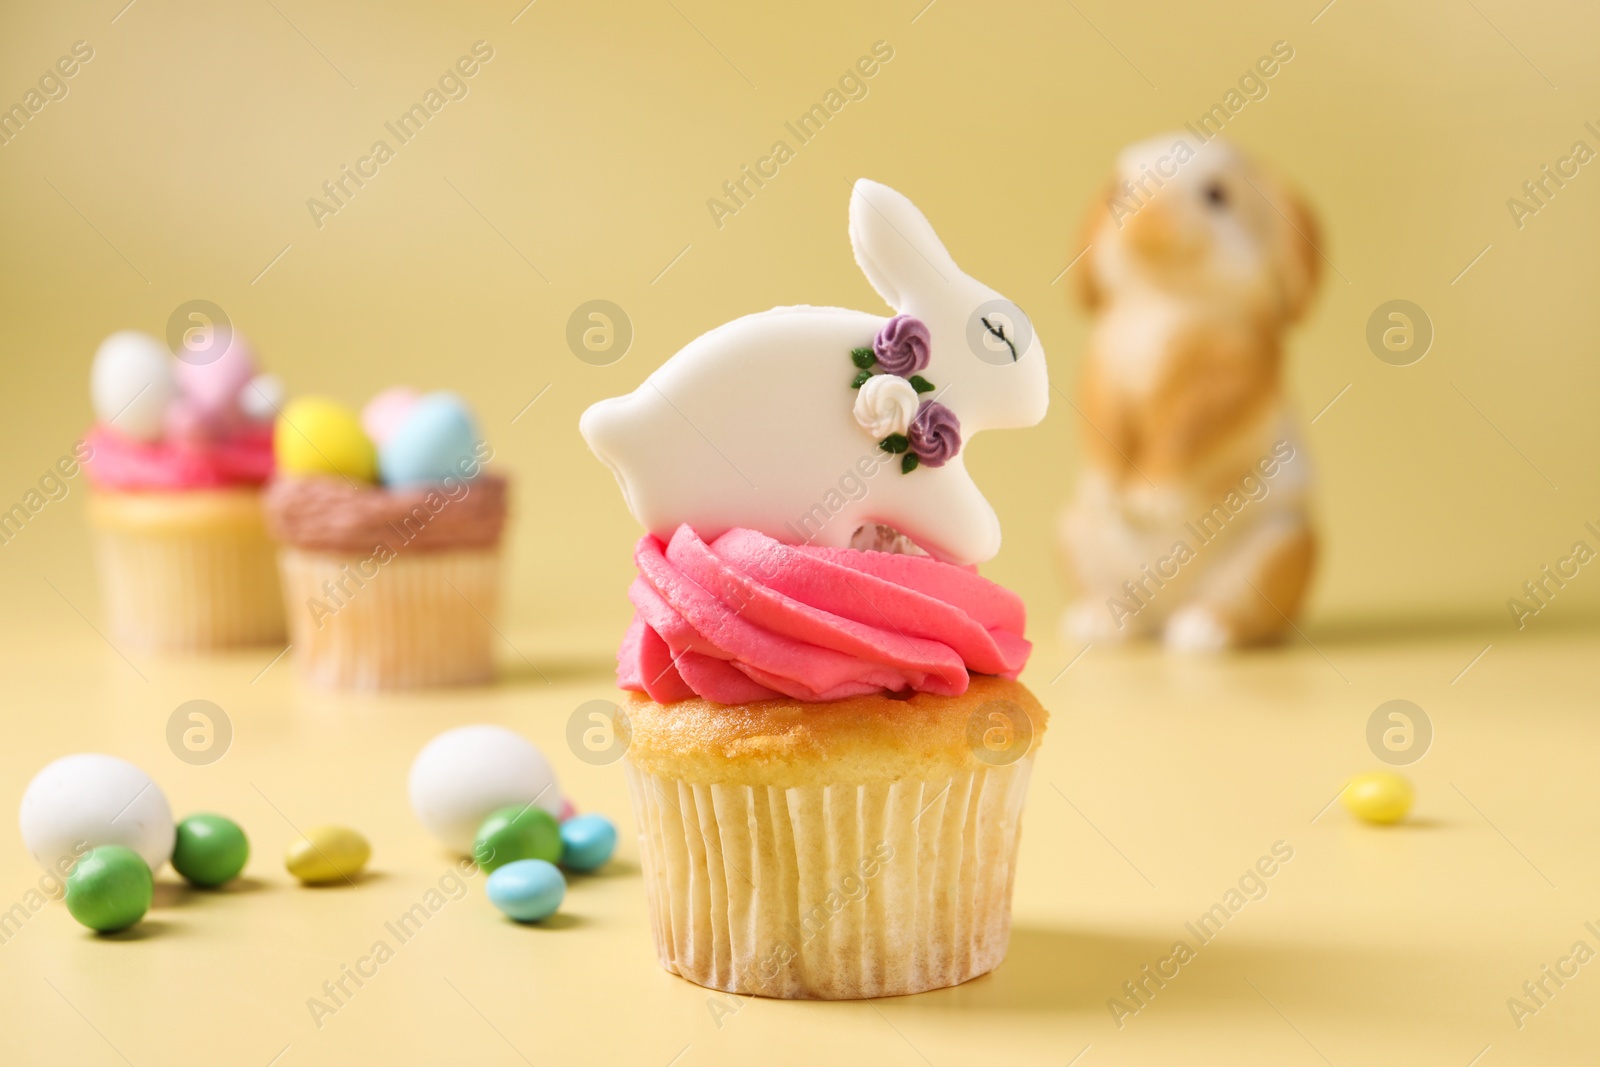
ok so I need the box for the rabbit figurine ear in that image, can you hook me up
[849,179,959,311]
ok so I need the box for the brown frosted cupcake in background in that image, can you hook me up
[84,329,285,650]
[264,387,507,689]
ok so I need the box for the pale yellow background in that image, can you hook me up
[1,0,1598,1064]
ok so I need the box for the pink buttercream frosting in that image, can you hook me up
[83,423,275,491]
[619,525,1031,704]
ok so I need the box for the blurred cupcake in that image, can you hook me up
[83,330,285,649]
[263,388,507,689]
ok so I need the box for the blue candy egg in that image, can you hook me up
[378,392,480,488]
[485,859,565,922]
[559,814,617,872]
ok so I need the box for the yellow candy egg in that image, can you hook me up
[1340,771,1414,825]
[274,397,377,482]
[285,826,371,884]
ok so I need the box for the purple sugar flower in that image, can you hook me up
[907,401,960,467]
[873,315,931,377]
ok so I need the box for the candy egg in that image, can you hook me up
[19,754,175,873]
[485,859,565,922]
[559,814,616,873]
[474,805,561,873]
[408,725,563,854]
[174,333,255,421]
[379,392,480,488]
[65,845,153,933]
[91,331,177,441]
[171,814,249,888]
[361,386,421,447]
[239,373,284,422]
[285,826,370,884]
[274,396,376,482]
[1341,771,1414,825]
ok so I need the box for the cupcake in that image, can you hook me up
[580,179,1051,998]
[263,388,507,689]
[83,330,285,650]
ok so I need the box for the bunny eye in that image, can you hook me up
[1203,182,1229,209]
[981,316,1018,362]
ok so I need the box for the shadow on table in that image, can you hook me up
[911,923,1398,1016]
[93,918,178,942]
[150,876,273,910]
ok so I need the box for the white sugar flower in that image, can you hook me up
[853,373,920,439]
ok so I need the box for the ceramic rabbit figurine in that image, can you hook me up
[1059,135,1321,650]
[582,178,1048,567]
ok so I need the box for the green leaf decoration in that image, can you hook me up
[901,452,920,474]
[908,375,936,394]
[851,347,876,369]
[879,434,909,454]
[851,369,872,389]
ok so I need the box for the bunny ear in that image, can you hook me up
[849,179,959,311]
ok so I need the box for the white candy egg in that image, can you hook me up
[239,373,285,421]
[90,331,177,441]
[19,754,175,873]
[408,725,563,854]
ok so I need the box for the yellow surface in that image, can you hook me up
[4,0,1600,1063]
[2,624,1599,1065]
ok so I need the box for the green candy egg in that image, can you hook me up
[473,805,561,873]
[172,814,250,888]
[65,845,153,933]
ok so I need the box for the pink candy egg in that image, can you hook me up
[174,335,256,424]
[559,798,577,823]
[362,387,422,448]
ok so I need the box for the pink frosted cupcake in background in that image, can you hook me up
[264,387,507,689]
[84,330,286,649]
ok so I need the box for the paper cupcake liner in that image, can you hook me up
[624,754,1036,999]
[277,546,500,689]
[91,509,284,650]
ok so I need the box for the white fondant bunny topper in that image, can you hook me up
[580,179,1048,566]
